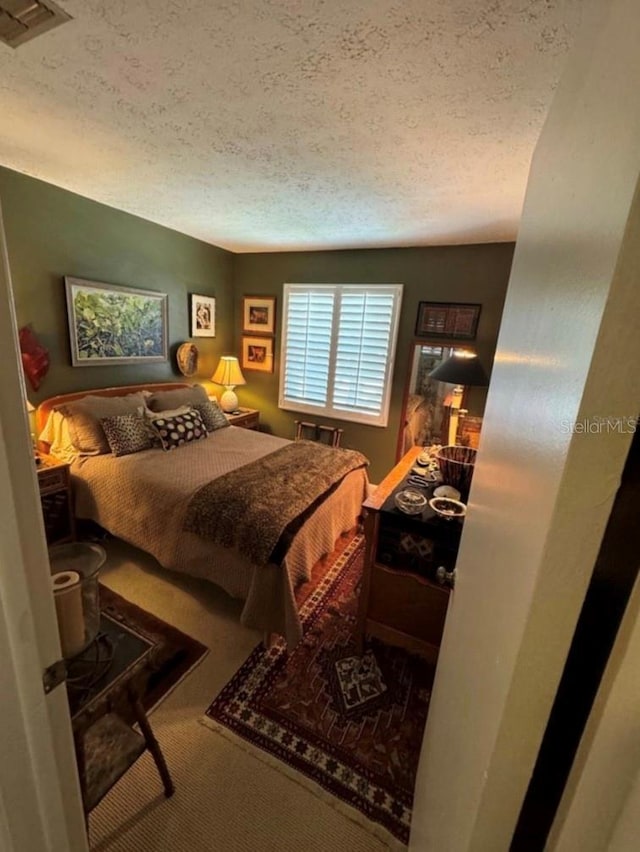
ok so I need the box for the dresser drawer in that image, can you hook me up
[368,563,450,647]
[38,466,68,493]
[222,407,260,429]
[235,412,259,429]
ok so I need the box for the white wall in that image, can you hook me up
[410,1,640,849]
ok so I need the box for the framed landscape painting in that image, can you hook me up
[65,277,168,366]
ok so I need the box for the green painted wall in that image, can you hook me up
[0,167,234,403]
[233,245,514,482]
[1,166,513,483]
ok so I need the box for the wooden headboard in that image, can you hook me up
[36,382,193,451]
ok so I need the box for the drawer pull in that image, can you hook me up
[436,566,457,588]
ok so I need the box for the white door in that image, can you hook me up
[0,197,87,851]
[409,0,640,847]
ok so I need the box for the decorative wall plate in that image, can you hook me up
[176,342,199,377]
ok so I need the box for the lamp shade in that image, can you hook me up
[211,356,246,388]
[429,350,489,387]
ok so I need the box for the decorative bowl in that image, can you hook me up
[435,445,477,499]
[429,497,467,519]
[395,488,428,515]
[433,485,461,501]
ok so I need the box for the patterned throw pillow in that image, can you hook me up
[138,404,193,447]
[100,414,153,457]
[192,398,229,432]
[59,391,149,455]
[150,409,207,451]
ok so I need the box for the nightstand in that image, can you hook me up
[36,452,75,545]
[224,408,260,430]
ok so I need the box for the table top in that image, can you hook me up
[36,450,68,471]
[364,446,422,512]
[366,446,464,544]
[67,610,154,722]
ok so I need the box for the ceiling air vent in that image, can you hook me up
[0,0,71,48]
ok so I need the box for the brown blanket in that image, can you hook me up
[184,440,368,564]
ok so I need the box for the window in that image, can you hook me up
[279,284,403,427]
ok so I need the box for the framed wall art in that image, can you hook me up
[64,276,168,367]
[242,335,274,373]
[415,302,481,340]
[243,295,276,335]
[190,294,216,338]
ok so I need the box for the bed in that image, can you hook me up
[36,383,368,647]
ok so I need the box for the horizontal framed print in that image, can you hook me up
[242,335,274,372]
[415,302,481,340]
[243,295,276,335]
[191,294,216,338]
[64,276,168,367]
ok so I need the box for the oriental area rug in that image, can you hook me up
[202,533,435,846]
[66,585,208,720]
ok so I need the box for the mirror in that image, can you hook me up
[398,342,456,458]
[397,341,484,459]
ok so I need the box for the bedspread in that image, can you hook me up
[185,440,368,564]
[71,426,368,646]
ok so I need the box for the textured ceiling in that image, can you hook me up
[0,0,583,252]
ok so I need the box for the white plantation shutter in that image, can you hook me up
[282,290,334,406]
[279,284,403,427]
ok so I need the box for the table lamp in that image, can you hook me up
[25,398,37,449]
[211,356,246,413]
[429,349,489,445]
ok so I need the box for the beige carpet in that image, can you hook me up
[89,537,394,852]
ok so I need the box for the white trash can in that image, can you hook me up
[49,542,106,659]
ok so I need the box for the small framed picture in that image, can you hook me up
[415,302,481,340]
[242,335,274,372]
[191,294,216,338]
[243,295,276,335]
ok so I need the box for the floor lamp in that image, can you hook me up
[429,350,489,446]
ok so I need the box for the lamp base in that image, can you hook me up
[219,388,238,413]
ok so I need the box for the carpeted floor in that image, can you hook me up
[89,532,398,852]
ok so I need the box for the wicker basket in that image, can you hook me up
[436,445,477,500]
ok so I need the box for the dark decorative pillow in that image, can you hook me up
[100,414,153,457]
[151,410,207,451]
[139,404,193,447]
[192,398,229,432]
[146,384,209,413]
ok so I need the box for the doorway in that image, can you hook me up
[512,427,640,849]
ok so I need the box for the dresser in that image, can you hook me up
[356,446,463,663]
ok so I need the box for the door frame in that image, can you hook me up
[0,194,87,850]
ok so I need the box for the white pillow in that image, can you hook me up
[143,404,193,420]
[38,410,79,464]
